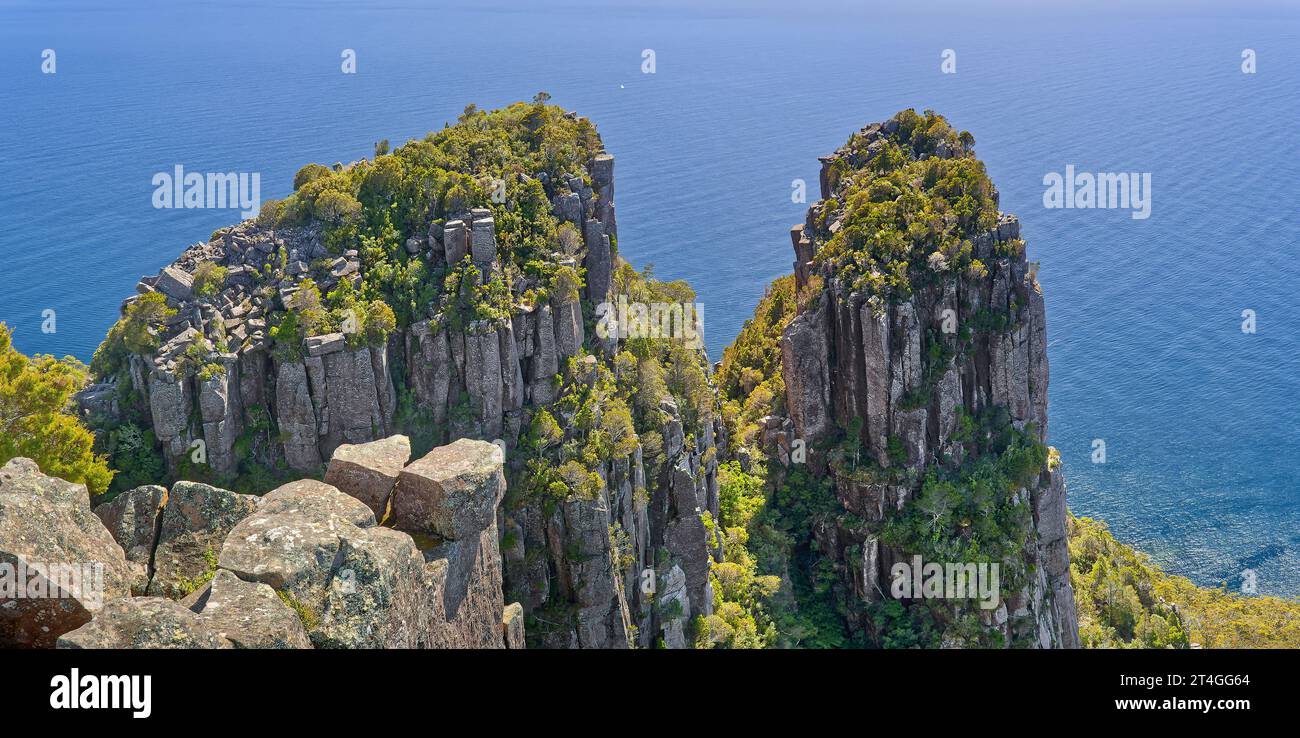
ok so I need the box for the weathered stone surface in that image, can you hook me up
[408,320,452,426]
[93,485,166,595]
[421,522,506,649]
[193,569,311,649]
[324,434,411,518]
[664,455,710,620]
[218,479,374,590]
[463,323,503,439]
[860,297,892,465]
[530,304,559,405]
[321,346,385,457]
[781,296,832,447]
[470,216,497,272]
[218,478,432,648]
[197,364,241,475]
[553,296,584,359]
[391,439,504,539]
[370,341,397,435]
[155,266,194,301]
[443,220,468,265]
[148,372,192,462]
[503,602,525,649]
[148,481,259,599]
[657,564,690,649]
[0,459,132,647]
[562,492,631,649]
[305,332,346,357]
[57,597,231,649]
[584,219,611,302]
[275,361,322,472]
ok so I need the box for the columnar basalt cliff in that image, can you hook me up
[774,111,1078,647]
[78,102,723,649]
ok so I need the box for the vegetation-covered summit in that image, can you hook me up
[815,109,1008,299]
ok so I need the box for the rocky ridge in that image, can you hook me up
[77,104,724,649]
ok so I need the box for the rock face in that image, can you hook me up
[147,482,259,598]
[0,459,133,647]
[775,118,1079,649]
[324,434,411,519]
[93,484,166,595]
[57,597,232,649]
[190,569,311,649]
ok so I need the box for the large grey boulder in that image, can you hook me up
[218,478,432,648]
[155,266,194,301]
[147,481,259,599]
[57,597,231,649]
[191,569,311,649]
[324,434,411,519]
[0,458,132,647]
[391,439,505,539]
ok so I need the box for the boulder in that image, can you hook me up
[57,597,231,649]
[305,332,347,357]
[148,481,259,599]
[193,569,311,649]
[218,479,435,648]
[0,458,132,647]
[155,266,193,301]
[391,439,505,539]
[323,434,411,519]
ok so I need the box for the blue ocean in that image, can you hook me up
[2,0,1297,595]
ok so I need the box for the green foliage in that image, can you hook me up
[881,409,1043,589]
[91,292,177,379]
[0,324,114,498]
[696,461,781,649]
[815,109,997,300]
[293,163,333,191]
[103,422,164,497]
[1069,515,1300,649]
[191,261,228,298]
[277,589,321,631]
[176,546,219,597]
[715,275,797,459]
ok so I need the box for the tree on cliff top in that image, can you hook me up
[0,323,113,497]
